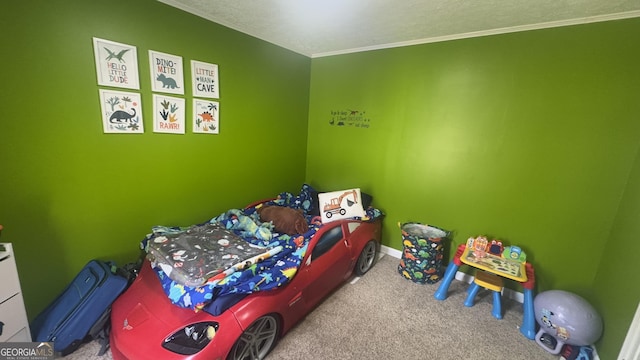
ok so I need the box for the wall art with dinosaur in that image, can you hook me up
[99,89,144,133]
[153,94,185,134]
[193,99,219,134]
[93,37,140,90]
[149,50,184,95]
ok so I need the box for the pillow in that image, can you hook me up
[258,205,309,235]
[317,188,365,223]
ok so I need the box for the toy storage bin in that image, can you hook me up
[398,222,449,284]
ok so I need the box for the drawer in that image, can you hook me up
[0,294,30,342]
[0,253,21,303]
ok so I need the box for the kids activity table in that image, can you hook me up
[433,243,537,340]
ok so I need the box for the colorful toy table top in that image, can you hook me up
[460,243,527,283]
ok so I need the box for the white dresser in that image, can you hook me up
[0,243,32,342]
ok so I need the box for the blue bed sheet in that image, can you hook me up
[143,184,383,312]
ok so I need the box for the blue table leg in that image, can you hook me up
[434,262,459,300]
[491,291,503,319]
[464,283,480,307]
[520,288,536,339]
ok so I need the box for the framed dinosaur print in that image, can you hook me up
[93,37,140,90]
[98,89,144,133]
[193,99,219,134]
[153,94,185,134]
[149,50,184,95]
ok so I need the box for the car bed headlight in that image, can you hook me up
[162,322,219,355]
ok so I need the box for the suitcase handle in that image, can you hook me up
[88,263,109,289]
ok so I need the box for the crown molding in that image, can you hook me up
[312,10,640,58]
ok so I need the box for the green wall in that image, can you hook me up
[592,143,640,358]
[0,0,310,316]
[2,1,639,358]
[306,19,640,359]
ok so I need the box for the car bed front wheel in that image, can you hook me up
[355,240,378,276]
[227,314,280,360]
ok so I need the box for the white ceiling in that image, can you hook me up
[159,0,640,57]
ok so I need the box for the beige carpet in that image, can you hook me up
[66,255,558,359]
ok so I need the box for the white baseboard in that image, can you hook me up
[380,244,402,258]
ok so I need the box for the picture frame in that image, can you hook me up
[98,89,144,133]
[93,37,139,90]
[191,60,220,99]
[149,50,184,95]
[153,94,185,134]
[318,188,365,223]
[193,99,219,134]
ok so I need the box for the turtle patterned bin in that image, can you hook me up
[398,222,449,284]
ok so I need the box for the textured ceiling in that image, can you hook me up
[159,0,640,57]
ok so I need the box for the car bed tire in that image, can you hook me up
[226,314,280,360]
[354,240,378,276]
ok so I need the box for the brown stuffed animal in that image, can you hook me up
[258,205,309,235]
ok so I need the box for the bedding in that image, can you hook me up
[146,222,282,287]
[142,184,383,312]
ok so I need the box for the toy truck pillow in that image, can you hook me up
[317,188,365,223]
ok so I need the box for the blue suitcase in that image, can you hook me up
[30,259,129,355]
